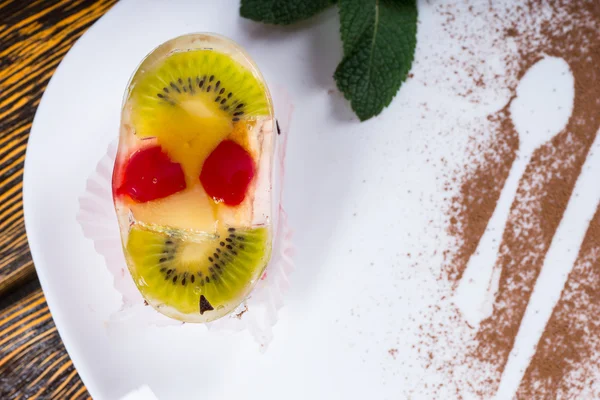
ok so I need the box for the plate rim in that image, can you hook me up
[22,2,122,398]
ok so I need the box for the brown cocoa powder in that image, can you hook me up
[446,105,518,285]
[441,0,600,397]
[517,204,600,398]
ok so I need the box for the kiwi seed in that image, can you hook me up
[150,231,259,289]
[154,75,249,123]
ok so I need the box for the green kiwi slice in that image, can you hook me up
[126,224,270,322]
[128,49,271,140]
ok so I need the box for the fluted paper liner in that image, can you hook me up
[77,86,294,348]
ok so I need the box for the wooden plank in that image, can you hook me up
[0,0,118,397]
[0,0,118,296]
[0,282,91,399]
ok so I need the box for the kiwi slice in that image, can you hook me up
[126,224,270,322]
[129,49,270,139]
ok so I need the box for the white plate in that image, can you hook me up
[23,0,593,399]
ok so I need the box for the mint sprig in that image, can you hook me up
[335,0,417,121]
[240,0,418,122]
[240,0,337,25]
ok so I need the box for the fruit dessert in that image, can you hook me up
[112,34,275,323]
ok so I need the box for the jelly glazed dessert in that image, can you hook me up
[112,34,275,323]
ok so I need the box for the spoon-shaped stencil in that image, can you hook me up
[454,56,575,328]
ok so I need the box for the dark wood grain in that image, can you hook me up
[0,0,117,295]
[0,282,91,399]
[0,0,117,398]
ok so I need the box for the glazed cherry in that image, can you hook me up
[200,140,255,206]
[119,145,186,203]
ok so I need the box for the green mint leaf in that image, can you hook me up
[334,0,417,121]
[240,0,336,25]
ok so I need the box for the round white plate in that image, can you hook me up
[23,0,590,399]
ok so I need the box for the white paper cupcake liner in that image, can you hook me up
[77,86,294,348]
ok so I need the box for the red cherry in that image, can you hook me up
[200,140,255,206]
[119,145,186,203]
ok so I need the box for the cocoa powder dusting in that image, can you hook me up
[436,0,600,397]
[446,105,518,284]
[517,205,600,398]
[473,1,600,395]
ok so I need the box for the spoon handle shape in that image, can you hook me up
[454,151,531,328]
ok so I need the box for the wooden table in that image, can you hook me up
[0,1,117,398]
